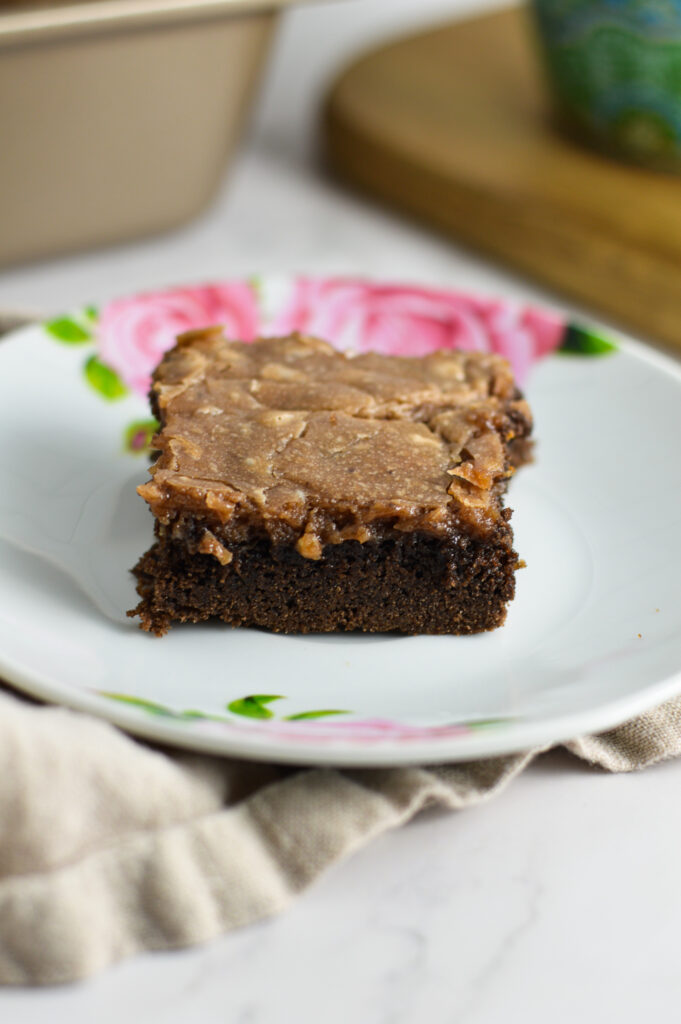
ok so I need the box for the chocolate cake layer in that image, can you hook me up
[132,524,517,636]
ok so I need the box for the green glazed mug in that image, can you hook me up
[531,0,681,170]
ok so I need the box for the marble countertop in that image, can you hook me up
[3,0,681,1019]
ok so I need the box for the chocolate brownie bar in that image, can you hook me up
[130,329,532,635]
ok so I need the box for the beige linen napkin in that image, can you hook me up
[2,683,681,986]
[3,314,681,986]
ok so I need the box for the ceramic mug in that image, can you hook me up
[531,0,681,170]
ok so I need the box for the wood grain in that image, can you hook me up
[324,6,681,350]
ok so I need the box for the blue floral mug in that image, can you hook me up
[531,0,681,169]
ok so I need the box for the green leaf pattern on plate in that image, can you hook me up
[227,695,284,720]
[559,324,618,356]
[99,691,351,724]
[98,693,177,717]
[284,709,349,721]
[123,418,160,455]
[99,693,232,724]
[45,317,92,344]
[84,355,128,400]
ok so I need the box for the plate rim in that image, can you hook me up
[2,639,681,765]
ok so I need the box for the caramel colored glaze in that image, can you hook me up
[138,331,532,557]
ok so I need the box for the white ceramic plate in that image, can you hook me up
[1,275,680,766]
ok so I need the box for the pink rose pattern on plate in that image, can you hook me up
[97,282,260,396]
[267,277,565,382]
[91,275,567,397]
[47,275,614,411]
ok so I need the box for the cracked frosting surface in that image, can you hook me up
[138,330,532,556]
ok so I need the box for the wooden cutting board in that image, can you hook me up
[324,6,681,351]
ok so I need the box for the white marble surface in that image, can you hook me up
[3,0,681,1018]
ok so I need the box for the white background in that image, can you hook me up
[4,1,681,1020]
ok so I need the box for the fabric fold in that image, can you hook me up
[2,684,680,986]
